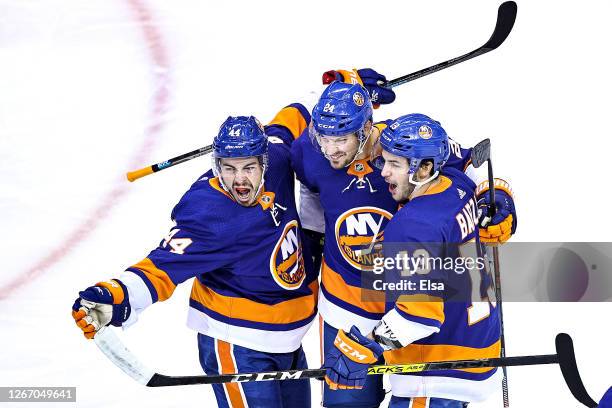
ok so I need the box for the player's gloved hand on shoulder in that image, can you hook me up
[477,178,517,244]
[322,68,396,108]
[72,279,131,339]
[324,325,384,390]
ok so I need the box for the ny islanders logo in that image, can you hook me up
[335,207,393,271]
[270,220,306,290]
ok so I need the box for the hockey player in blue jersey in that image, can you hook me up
[315,68,516,246]
[324,114,503,407]
[72,106,318,408]
[292,78,395,407]
[291,68,516,407]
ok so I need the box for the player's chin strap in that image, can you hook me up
[409,170,439,187]
[345,126,374,168]
[407,170,440,200]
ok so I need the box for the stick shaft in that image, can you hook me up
[147,354,558,387]
[386,1,517,88]
[126,145,213,182]
[94,329,597,406]
[484,152,510,407]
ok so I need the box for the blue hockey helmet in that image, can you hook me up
[375,113,450,185]
[310,81,374,165]
[213,116,268,158]
[212,116,268,196]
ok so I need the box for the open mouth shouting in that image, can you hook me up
[232,183,253,204]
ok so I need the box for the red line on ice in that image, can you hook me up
[0,0,171,299]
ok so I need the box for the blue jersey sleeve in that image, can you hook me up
[446,137,473,173]
[290,131,320,193]
[125,185,236,304]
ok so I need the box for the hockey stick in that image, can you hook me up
[126,145,213,182]
[94,328,596,406]
[384,1,517,88]
[471,138,510,407]
[125,2,517,183]
[97,326,553,385]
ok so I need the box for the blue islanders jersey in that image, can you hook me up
[380,167,501,402]
[119,104,318,353]
[291,133,396,333]
[291,126,475,334]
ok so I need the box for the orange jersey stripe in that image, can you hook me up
[384,339,501,374]
[421,175,452,197]
[217,340,246,408]
[130,258,176,302]
[96,280,125,304]
[209,177,234,200]
[268,106,308,139]
[395,294,445,325]
[191,279,318,324]
[411,397,428,408]
[321,260,385,313]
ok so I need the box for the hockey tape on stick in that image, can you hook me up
[93,327,155,385]
[126,144,213,182]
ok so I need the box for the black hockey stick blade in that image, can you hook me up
[471,138,491,168]
[386,1,517,88]
[556,333,598,407]
[483,1,518,51]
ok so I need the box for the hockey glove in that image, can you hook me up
[324,326,384,390]
[477,178,517,244]
[72,279,131,339]
[322,68,396,108]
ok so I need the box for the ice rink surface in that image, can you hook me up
[1,0,611,406]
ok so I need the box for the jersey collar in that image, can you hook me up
[346,159,374,178]
[421,175,452,196]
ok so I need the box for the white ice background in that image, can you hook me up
[1,0,611,406]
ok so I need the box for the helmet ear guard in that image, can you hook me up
[408,158,439,187]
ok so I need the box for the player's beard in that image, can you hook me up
[326,147,358,169]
